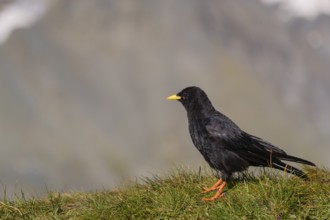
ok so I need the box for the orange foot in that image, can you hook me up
[202,181,227,201]
[202,179,223,193]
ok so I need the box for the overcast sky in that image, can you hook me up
[261,0,330,17]
[0,0,330,45]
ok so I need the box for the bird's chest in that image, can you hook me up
[188,120,226,170]
[188,122,211,154]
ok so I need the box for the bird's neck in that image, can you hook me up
[186,101,215,120]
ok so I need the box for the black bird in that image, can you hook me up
[167,86,316,201]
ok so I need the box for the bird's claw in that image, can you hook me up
[201,181,227,201]
[202,186,220,193]
[201,179,223,193]
[202,192,225,201]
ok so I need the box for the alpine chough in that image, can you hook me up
[167,86,316,201]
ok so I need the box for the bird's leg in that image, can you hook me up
[202,181,227,201]
[202,179,223,193]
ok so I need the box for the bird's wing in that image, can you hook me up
[203,113,314,179]
[246,134,287,155]
[203,115,315,167]
[203,113,242,142]
[203,114,286,164]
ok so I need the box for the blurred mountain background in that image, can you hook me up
[0,0,329,198]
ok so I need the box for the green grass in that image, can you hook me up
[0,167,329,219]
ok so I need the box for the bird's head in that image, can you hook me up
[167,86,214,114]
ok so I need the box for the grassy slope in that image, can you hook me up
[0,168,329,219]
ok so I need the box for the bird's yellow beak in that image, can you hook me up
[167,94,181,100]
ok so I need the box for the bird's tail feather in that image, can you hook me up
[272,162,308,179]
[277,154,316,166]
